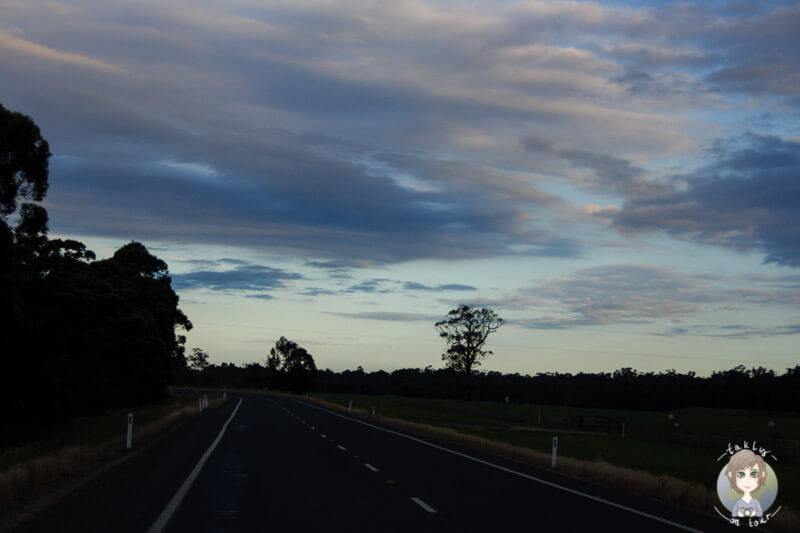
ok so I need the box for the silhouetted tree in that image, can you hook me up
[0,103,50,218]
[0,102,192,445]
[268,336,316,394]
[188,348,211,372]
[435,304,503,400]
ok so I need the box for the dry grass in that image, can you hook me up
[0,398,224,508]
[302,395,798,532]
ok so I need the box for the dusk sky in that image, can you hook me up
[2,0,799,375]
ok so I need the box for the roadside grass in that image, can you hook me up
[314,393,799,531]
[0,393,223,507]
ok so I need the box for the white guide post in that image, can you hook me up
[198,397,203,413]
[348,400,352,412]
[551,436,558,468]
[126,413,134,449]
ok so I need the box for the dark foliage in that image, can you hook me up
[182,364,799,413]
[1,104,190,446]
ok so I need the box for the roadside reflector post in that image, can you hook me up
[198,397,203,413]
[551,436,558,468]
[126,413,134,449]
[204,395,208,409]
[372,405,375,416]
[348,400,352,413]
[223,389,227,400]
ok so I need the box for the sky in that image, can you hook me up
[2,0,799,376]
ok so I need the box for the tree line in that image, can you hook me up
[1,103,191,445]
[181,362,799,412]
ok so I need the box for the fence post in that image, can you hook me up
[126,413,134,449]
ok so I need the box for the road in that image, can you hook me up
[13,393,736,532]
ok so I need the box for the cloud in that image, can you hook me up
[656,324,800,339]
[0,29,127,74]
[517,264,718,328]
[172,264,303,293]
[344,279,394,294]
[520,134,653,195]
[402,282,477,291]
[3,0,797,269]
[598,133,800,266]
[492,264,800,333]
[320,311,441,322]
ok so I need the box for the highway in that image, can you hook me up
[13,394,735,532]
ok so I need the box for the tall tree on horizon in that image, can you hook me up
[435,304,503,401]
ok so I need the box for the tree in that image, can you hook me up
[435,304,503,400]
[0,103,194,445]
[0,103,51,218]
[188,348,211,372]
[268,336,316,394]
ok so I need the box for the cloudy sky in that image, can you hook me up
[2,0,799,375]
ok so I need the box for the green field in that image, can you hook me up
[320,393,800,507]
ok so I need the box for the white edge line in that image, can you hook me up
[364,463,379,472]
[147,397,243,533]
[411,497,437,514]
[293,399,703,533]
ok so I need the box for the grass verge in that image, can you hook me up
[0,394,225,510]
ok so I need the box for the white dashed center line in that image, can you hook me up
[411,497,437,514]
[364,463,379,472]
[321,434,327,438]
[337,445,347,451]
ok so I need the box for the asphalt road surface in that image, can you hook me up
[14,393,738,532]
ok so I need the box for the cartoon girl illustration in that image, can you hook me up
[725,449,767,518]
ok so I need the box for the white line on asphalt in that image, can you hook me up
[364,463,379,472]
[321,434,327,438]
[294,399,703,533]
[337,445,347,451]
[148,397,243,533]
[411,497,437,514]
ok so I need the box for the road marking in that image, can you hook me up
[294,399,703,533]
[337,445,347,451]
[148,397,243,533]
[321,434,327,438]
[411,497,437,514]
[364,463,379,472]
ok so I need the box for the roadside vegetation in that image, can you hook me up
[0,393,222,510]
